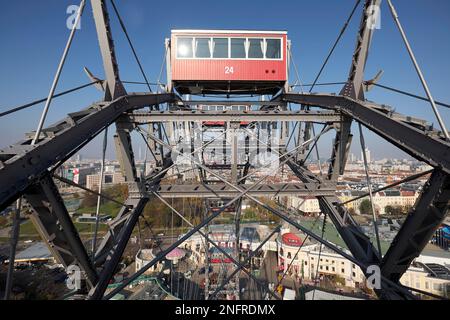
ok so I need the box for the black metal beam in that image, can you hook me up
[341,169,434,205]
[209,226,281,300]
[282,93,450,174]
[341,0,381,100]
[93,157,173,266]
[155,182,336,198]
[24,174,98,286]
[380,170,450,288]
[91,0,126,100]
[89,196,148,299]
[286,161,381,265]
[0,93,174,213]
[53,174,128,207]
[127,110,342,123]
[327,0,380,181]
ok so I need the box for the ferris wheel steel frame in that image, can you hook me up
[0,0,449,300]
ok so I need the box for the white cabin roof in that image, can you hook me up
[171,29,287,35]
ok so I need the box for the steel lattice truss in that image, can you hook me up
[0,0,449,300]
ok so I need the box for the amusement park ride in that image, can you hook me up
[0,0,449,300]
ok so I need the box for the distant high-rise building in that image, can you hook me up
[361,148,371,163]
[105,165,115,173]
[86,172,125,190]
[349,153,356,163]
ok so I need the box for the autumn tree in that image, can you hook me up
[358,199,373,215]
[80,191,97,208]
[385,205,403,216]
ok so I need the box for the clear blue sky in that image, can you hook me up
[0,0,449,160]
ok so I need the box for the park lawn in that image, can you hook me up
[19,219,38,235]
[297,218,391,255]
[76,200,122,218]
[73,222,109,234]
[18,219,109,238]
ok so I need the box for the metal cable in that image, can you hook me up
[32,0,87,145]
[3,197,22,300]
[358,123,382,255]
[92,126,109,258]
[312,213,328,300]
[288,46,304,93]
[53,174,128,207]
[286,0,361,149]
[370,83,450,109]
[309,0,362,92]
[0,81,100,118]
[341,169,433,205]
[109,0,153,93]
[387,0,449,140]
[273,213,322,297]
[156,45,169,92]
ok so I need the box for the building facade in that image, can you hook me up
[275,228,450,297]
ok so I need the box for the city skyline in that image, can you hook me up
[1,1,449,159]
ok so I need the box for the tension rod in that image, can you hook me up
[3,198,22,300]
[359,123,382,256]
[387,0,449,140]
[32,0,86,145]
[92,126,109,258]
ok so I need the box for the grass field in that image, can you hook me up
[296,218,391,255]
[0,219,110,239]
[75,200,122,218]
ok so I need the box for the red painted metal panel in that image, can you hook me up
[173,59,286,81]
[171,32,287,82]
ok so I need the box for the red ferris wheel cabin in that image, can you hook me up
[167,29,289,95]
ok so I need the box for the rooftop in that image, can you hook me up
[422,263,450,279]
[421,243,450,260]
[14,242,52,262]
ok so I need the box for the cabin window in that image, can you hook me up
[248,38,264,58]
[213,38,229,58]
[195,38,211,58]
[177,37,193,58]
[266,38,281,59]
[230,38,246,58]
[176,35,283,60]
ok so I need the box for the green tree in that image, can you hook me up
[79,184,128,211]
[359,199,373,215]
[0,215,9,228]
[243,208,256,219]
[385,205,403,216]
[403,205,413,214]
